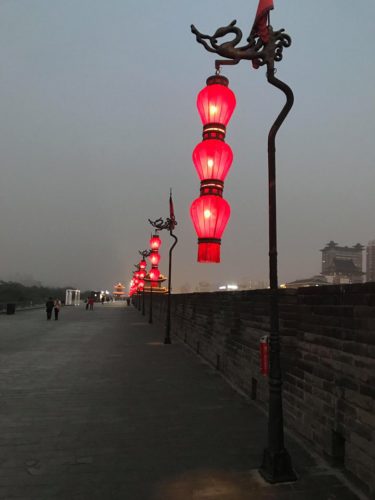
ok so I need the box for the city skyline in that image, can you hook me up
[0,1,374,291]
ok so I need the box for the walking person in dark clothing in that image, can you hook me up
[54,299,61,320]
[46,297,54,320]
[88,297,94,310]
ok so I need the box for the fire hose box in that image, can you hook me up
[260,335,269,376]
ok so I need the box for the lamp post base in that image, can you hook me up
[259,448,297,484]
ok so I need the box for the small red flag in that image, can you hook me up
[169,189,176,229]
[252,0,274,44]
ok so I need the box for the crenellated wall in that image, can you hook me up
[142,283,375,496]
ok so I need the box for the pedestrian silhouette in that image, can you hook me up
[54,299,61,320]
[45,297,54,320]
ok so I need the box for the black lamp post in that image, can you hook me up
[149,190,178,344]
[148,278,153,324]
[191,4,296,484]
[139,250,151,316]
[133,264,142,311]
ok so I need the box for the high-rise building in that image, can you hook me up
[321,241,364,284]
[366,240,375,282]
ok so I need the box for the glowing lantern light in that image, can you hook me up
[197,75,236,138]
[149,252,160,266]
[190,74,236,263]
[149,268,160,281]
[190,194,231,263]
[150,234,161,251]
[139,260,147,269]
[192,139,233,182]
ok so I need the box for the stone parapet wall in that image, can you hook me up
[145,283,375,496]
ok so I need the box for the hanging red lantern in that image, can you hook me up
[190,194,230,263]
[192,139,233,182]
[150,234,161,251]
[139,269,146,279]
[139,260,147,269]
[190,74,236,263]
[197,75,236,139]
[138,280,145,289]
[149,268,160,281]
[149,252,160,266]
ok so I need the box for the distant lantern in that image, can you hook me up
[149,268,160,282]
[149,252,161,266]
[138,280,145,289]
[139,260,147,269]
[150,234,161,251]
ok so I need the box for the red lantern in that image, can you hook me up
[150,234,161,251]
[138,280,145,289]
[192,139,233,182]
[139,269,146,279]
[139,260,147,269]
[149,252,160,266]
[190,194,231,263]
[197,75,236,128]
[149,268,160,281]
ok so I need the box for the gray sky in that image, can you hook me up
[0,0,374,291]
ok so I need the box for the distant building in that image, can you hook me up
[113,282,126,300]
[144,273,167,294]
[366,240,375,282]
[321,241,364,284]
[194,281,212,293]
[284,275,328,289]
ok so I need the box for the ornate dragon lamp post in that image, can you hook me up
[133,264,142,311]
[139,250,151,316]
[149,190,178,344]
[191,0,296,484]
[148,233,162,324]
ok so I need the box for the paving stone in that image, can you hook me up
[0,304,368,499]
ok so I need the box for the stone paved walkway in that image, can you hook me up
[0,304,367,499]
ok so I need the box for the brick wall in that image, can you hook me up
[144,283,375,496]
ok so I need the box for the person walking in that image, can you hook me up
[88,297,94,310]
[54,298,61,320]
[45,297,54,320]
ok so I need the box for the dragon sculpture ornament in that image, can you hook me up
[148,216,177,233]
[191,20,291,69]
[139,249,152,259]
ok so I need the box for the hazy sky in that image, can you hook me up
[0,0,374,291]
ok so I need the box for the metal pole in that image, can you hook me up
[164,231,178,344]
[259,64,296,483]
[149,283,153,324]
[142,288,145,316]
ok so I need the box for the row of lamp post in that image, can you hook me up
[128,191,178,344]
[127,0,295,484]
